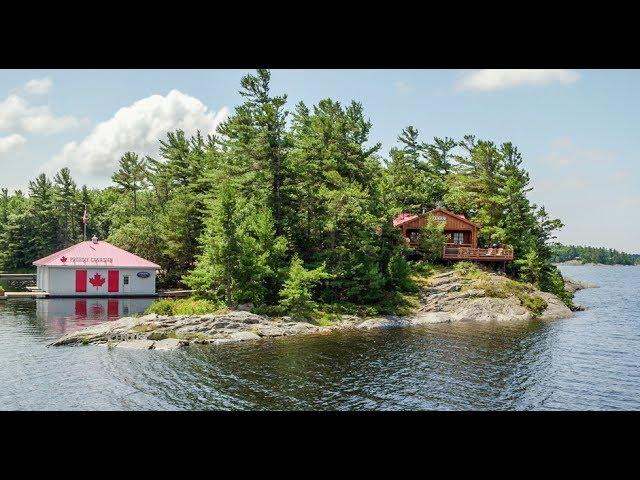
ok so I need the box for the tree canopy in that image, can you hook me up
[0,69,574,310]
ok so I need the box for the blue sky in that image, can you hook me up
[0,69,638,252]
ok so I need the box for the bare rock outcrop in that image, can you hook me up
[50,269,582,349]
[562,275,598,293]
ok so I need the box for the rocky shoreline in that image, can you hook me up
[562,275,598,294]
[49,270,587,351]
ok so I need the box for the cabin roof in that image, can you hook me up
[392,208,480,229]
[392,212,420,227]
[33,240,160,269]
[429,208,480,228]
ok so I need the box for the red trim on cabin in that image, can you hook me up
[108,270,119,293]
[75,270,87,292]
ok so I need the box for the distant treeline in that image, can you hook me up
[551,244,640,265]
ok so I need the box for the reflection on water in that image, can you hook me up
[34,297,155,336]
[1,266,639,410]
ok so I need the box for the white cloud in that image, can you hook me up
[24,77,53,95]
[534,176,591,194]
[456,69,580,92]
[0,133,26,155]
[542,137,614,167]
[0,94,79,134]
[43,89,229,178]
[394,81,413,94]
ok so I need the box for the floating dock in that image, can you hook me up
[1,289,191,299]
[2,291,49,298]
[0,273,37,281]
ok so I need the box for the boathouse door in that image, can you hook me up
[108,270,119,293]
[122,274,131,294]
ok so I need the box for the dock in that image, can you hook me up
[2,291,49,298]
[0,273,37,281]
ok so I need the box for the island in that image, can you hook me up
[50,264,595,350]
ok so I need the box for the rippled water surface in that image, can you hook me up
[1,265,639,410]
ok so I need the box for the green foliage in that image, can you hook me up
[145,298,227,316]
[111,152,149,212]
[419,216,449,263]
[550,244,640,265]
[183,182,287,306]
[0,69,576,313]
[519,294,548,317]
[278,255,331,319]
[387,252,414,291]
[409,260,435,277]
[462,272,549,317]
[453,261,482,277]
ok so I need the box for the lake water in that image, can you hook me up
[1,265,639,410]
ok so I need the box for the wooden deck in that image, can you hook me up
[442,245,514,261]
[2,291,49,298]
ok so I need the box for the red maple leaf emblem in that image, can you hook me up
[60,256,67,263]
[89,273,106,289]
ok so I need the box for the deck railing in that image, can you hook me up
[442,245,514,261]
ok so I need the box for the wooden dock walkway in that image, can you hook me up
[2,291,49,298]
[0,273,37,281]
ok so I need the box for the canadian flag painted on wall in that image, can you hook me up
[75,270,119,293]
[89,272,106,289]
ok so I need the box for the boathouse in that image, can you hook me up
[393,208,514,261]
[33,236,160,297]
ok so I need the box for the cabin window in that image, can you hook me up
[452,232,464,244]
[409,230,420,243]
[123,275,129,285]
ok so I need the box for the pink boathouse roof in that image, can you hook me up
[33,240,160,269]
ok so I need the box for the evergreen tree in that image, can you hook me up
[425,136,457,175]
[278,255,331,319]
[53,167,79,246]
[217,69,290,236]
[28,173,59,257]
[184,182,287,306]
[111,151,148,212]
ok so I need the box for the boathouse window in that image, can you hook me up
[452,232,464,244]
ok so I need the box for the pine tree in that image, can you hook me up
[278,255,331,319]
[111,152,148,212]
[217,69,290,236]
[425,136,457,175]
[28,173,59,257]
[53,168,79,247]
[184,182,287,306]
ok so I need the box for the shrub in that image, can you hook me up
[419,216,449,263]
[146,299,174,315]
[387,252,414,291]
[145,298,227,316]
[409,261,434,277]
[453,261,483,278]
[0,285,4,296]
[519,294,548,317]
[279,255,332,320]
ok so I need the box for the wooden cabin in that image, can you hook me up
[393,208,514,262]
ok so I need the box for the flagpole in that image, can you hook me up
[83,204,87,241]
